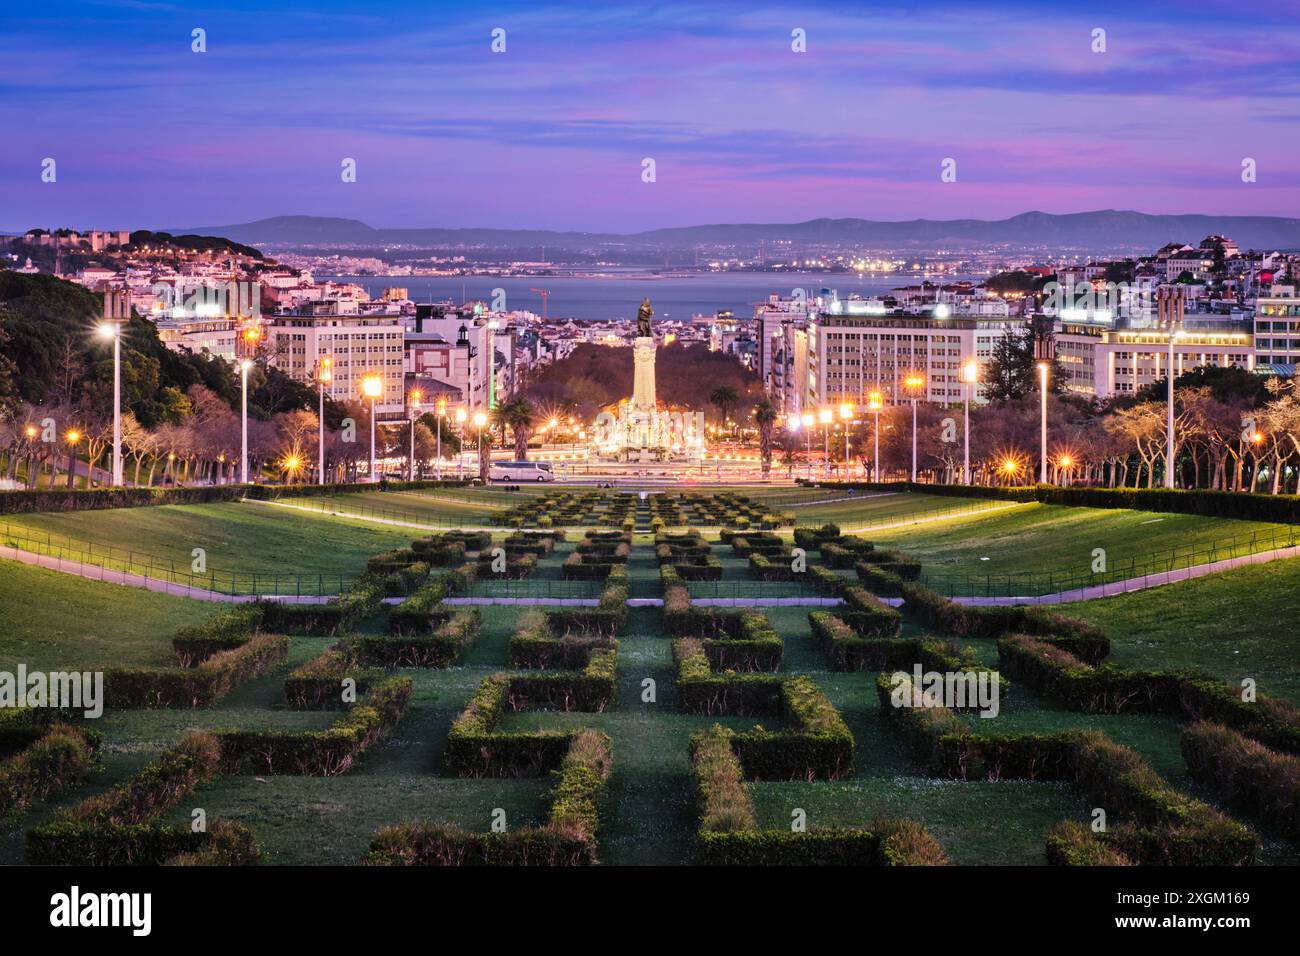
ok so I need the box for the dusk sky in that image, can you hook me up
[3,0,1299,233]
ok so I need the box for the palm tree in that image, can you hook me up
[709,385,739,436]
[754,399,777,477]
[498,398,536,461]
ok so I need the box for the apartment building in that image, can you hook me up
[1055,320,1255,397]
[1253,286,1300,366]
[805,308,1020,408]
[269,308,406,413]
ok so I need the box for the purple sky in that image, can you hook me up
[3,0,1299,232]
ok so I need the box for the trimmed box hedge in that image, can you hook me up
[104,633,288,709]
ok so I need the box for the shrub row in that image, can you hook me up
[876,672,1257,865]
[510,609,618,669]
[259,573,387,636]
[690,724,945,865]
[103,633,289,709]
[171,603,266,665]
[1181,721,1300,837]
[350,610,481,668]
[216,677,412,776]
[0,722,99,819]
[387,564,475,635]
[365,729,612,865]
[901,582,1111,662]
[26,731,258,865]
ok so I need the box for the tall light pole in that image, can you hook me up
[408,388,422,481]
[1038,362,1049,484]
[818,407,832,478]
[435,398,446,481]
[839,403,854,479]
[961,358,978,485]
[800,412,814,479]
[455,407,468,480]
[905,372,924,482]
[362,374,383,483]
[868,390,883,482]
[316,356,332,485]
[240,359,252,484]
[473,410,489,481]
[97,321,123,486]
[1160,286,1184,489]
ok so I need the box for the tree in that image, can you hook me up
[497,398,536,460]
[754,398,777,477]
[709,385,739,433]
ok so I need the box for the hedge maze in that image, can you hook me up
[6,493,1300,867]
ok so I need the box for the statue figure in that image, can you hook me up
[636,297,653,338]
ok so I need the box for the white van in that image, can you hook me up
[489,460,556,482]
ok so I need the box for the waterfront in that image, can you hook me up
[323,271,985,322]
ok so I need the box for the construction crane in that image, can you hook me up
[529,288,551,321]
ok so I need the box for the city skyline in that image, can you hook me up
[3,0,1299,232]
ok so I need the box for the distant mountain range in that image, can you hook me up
[169,210,1300,252]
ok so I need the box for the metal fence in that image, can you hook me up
[918,525,1300,598]
[0,521,359,597]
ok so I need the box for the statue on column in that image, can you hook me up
[636,297,653,338]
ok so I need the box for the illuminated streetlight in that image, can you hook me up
[905,372,925,483]
[240,359,253,484]
[97,321,123,486]
[436,397,447,481]
[868,390,884,482]
[408,388,423,481]
[362,374,384,483]
[455,407,468,480]
[961,358,978,485]
[473,410,488,482]
[818,408,833,477]
[64,429,80,490]
[800,412,814,478]
[1038,362,1049,484]
[839,403,854,478]
[316,356,332,485]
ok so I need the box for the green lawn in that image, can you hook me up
[865,501,1298,595]
[0,500,419,585]
[2,494,1298,865]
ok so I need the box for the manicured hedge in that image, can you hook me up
[0,722,99,819]
[836,588,904,637]
[171,603,266,666]
[284,646,372,710]
[877,671,1257,865]
[690,724,945,865]
[445,675,585,778]
[26,731,258,866]
[216,677,412,776]
[387,564,475,635]
[350,610,481,668]
[259,573,387,636]
[366,729,611,865]
[104,633,289,709]
[674,639,785,716]
[510,609,617,669]
[1181,721,1300,837]
[901,582,1111,662]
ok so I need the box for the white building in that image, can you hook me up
[1253,286,1300,366]
[805,309,1021,408]
[269,308,406,414]
[1055,321,1255,397]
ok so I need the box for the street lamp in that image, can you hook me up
[961,358,978,485]
[473,410,489,481]
[435,398,447,481]
[240,359,252,484]
[407,389,422,481]
[905,372,925,483]
[455,407,468,479]
[868,390,884,482]
[1058,453,1073,487]
[818,407,833,478]
[1037,362,1049,484]
[65,429,80,489]
[316,356,332,485]
[839,403,854,479]
[97,322,122,486]
[800,412,814,479]
[362,374,383,483]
